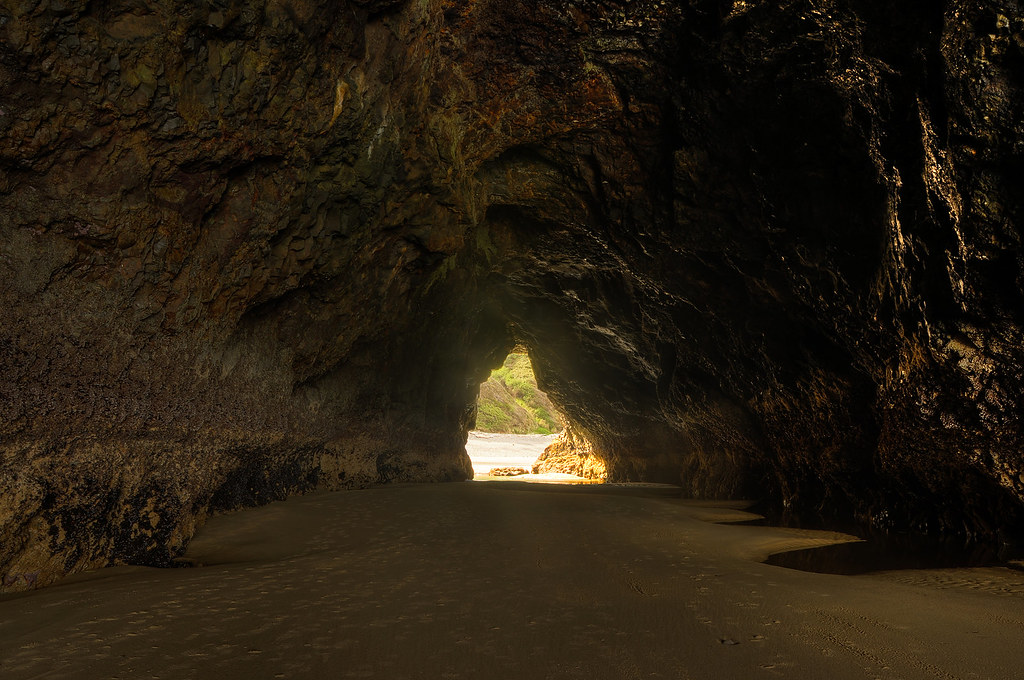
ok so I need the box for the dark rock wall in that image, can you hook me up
[2,0,1023,589]
[479,0,1024,541]
[0,0,497,588]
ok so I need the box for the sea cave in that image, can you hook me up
[2,1,1024,677]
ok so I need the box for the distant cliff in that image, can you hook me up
[475,353,562,435]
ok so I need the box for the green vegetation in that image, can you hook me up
[475,353,563,434]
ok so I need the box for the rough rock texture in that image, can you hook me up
[532,424,607,480]
[0,0,496,590]
[486,466,530,477]
[3,0,1024,589]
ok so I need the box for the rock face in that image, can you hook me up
[2,0,1024,589]
[532,424,606,480]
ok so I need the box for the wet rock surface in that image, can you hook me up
[2,0,1024,588]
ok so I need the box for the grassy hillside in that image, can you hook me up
[475,353,563,434]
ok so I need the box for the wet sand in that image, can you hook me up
[2,482,1023,679]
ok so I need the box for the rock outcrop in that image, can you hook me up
[486,467,530,477]
[532,424,607,480]
[3,0,1024,589]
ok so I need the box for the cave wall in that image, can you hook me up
[0,0,504,589]
[2,0,1024,590]
[475,0,1024,540]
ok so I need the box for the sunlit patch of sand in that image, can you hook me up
[466,430,601,483]
[473,471,603,484]
[465,431,555,473]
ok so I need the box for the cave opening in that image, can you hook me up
[465,347,603,483]
[475,350,562,437]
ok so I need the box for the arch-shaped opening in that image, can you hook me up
[466,347,604,483]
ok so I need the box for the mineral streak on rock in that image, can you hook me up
[2,0,1024,590]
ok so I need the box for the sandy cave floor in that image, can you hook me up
[2,477,1024,679]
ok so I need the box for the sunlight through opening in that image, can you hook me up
[467,350,603,484]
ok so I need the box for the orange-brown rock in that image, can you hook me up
[532,425,606,481]
[487,467,531,477]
